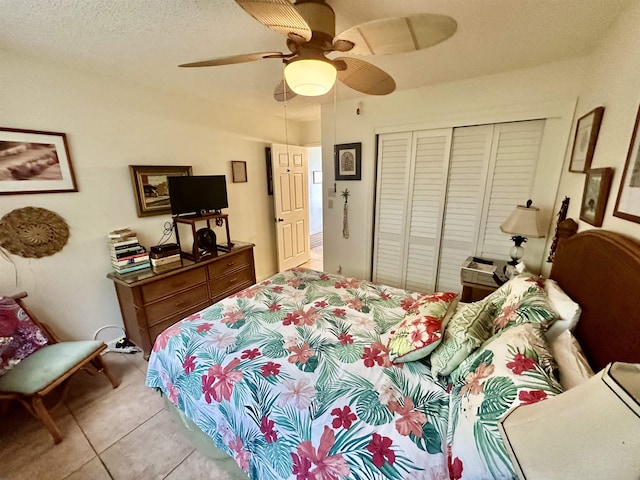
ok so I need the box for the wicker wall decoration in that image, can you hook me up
[0,207,70,258]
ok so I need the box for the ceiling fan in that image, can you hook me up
[179,0,457,101]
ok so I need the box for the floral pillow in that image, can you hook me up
[429,299,496,377]
[446,322,561,479]
[486,273,557,335]
[0,297,48,376]
[387,291,459,363]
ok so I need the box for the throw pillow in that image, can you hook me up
[486,273,557,335]
[543,279,582,342]
[387,292,459,363]
[0,297,48,376]
[429,299,496,377]
[447,323,562,479]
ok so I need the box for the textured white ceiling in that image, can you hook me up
[0,0,634,122]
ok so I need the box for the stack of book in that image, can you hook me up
[108,228,151,274]
[150,243,182,268]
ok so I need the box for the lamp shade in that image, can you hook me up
[499,362,640,479]
[284,58,337,97]
[500,204,545,238]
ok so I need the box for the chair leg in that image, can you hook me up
[31,396,63,444]
[94,354,120,388]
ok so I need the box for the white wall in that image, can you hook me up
[307,146,323,235]
[321,58,587,280]
[0,49,307,341]
[552,1,640,240]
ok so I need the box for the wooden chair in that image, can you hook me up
[0,292,119,444]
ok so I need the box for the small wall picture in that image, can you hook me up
[334,143,361,181]
[0,127,78,195]
[231,161,247,183]
[569,107,604,173]
[580,167,613,227]
[614,103,640,224]
[129,165,192,217]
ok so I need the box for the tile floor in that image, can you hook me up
[0,352,245,480]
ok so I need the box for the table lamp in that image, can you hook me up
[500,200,545,265]
[499,362,640,480]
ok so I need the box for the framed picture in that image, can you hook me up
[334,143,361,181]
[0,127,78,195]
[569,107,604,172]
[231,161,247,183]
[580,167,613,227]
[129,165,192,217]
[614,104,640,224]
[312,170,323,184]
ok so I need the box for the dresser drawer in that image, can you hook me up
[145,284,209,327]
[148,299,210,345]
[141,267,207,303]
[209,267,254,297]
[208,250,252,279]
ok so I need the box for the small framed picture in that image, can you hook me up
[580,167,613,227]
[0,127,78,195]
[569,107,605,172]
[334,143,361,181]
[129,165,192,217]
[312,170,322,184]
[613,103,640,224]
[231,161,247,183]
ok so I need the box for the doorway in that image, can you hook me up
[306,145,323,270]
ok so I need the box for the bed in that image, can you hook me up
[145,224,640,479]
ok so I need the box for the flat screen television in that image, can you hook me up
[168,175,228,216]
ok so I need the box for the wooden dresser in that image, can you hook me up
[107,243,255,358]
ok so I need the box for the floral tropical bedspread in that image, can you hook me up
[146,268,561,479]
[146,268,454,480]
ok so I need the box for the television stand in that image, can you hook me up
[173,212,232,262]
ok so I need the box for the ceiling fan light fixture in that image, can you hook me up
[284,58,336,96]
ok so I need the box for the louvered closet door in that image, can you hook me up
[404,130,452,292]
[477,120,545,259]
[435,125,493,292]
[372,132,413,287]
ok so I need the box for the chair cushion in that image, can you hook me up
[0,340,104,394]
[0,297,48,376]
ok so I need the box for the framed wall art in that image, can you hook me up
[0,127,78,195]
[580,167,613,227]
[334,142,361,181]
[231,161,247,183]
[129,165,192,217]
[569,107,605,173]
[614,104,640,224]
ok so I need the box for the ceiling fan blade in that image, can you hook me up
[235,0,312,42]
[179,52,287,67]
[334,14,457,56]
[273,78,298,102]
[335,57,396,95]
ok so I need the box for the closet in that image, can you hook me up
[372,119,545,293]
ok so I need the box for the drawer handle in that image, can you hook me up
[172,281,187,289]
[227,261,236,266]
[175,301,188,309]
[229,278,238,284]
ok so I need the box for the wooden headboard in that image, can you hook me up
[550,223,640,372]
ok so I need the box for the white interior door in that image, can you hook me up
[271,143,310,272]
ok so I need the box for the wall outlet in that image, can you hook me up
[328,188,336,198]
[328,199,333,209]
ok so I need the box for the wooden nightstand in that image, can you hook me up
[460,257,509,302]
[461,281,499,302]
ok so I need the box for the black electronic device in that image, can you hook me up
[194,228,217,257]
[168,175,228,216]
[150,243,179,255]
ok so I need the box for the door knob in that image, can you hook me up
[275,218,284,222]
